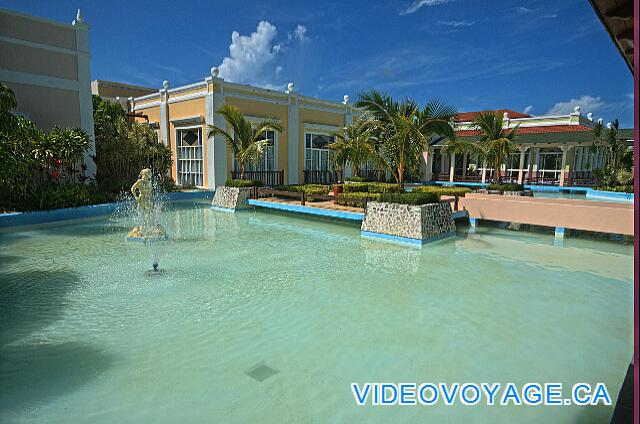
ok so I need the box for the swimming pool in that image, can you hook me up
[0,200,633,423]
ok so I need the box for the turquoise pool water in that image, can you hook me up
[0,200,633,423]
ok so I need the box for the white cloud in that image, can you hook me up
[546,95,604,115]
[217,21,309,89]
[523,105,533,114]
[514,6,535,14]
[400,0,453,15]
[438,20,475,27]
[218,21,279,85]
[290,24,308,41]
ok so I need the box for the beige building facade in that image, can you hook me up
[0,8,96,175]
[131,69,355,188]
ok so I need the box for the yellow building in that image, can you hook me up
[131,68,356,188]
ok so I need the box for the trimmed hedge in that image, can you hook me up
[595,185,633,193]
[343,182,400,194]
[378,192,439,205]
[412,186,472,197]
[337,192,380,207]
[274,184,330,200]
[487,183,524,192]
[345,176,373,183]
[225,179,264,188]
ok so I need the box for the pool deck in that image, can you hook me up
[247,198,365,221]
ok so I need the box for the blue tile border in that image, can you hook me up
[247,199,365,221]
[0,190,214,229]
[361,230,455,246]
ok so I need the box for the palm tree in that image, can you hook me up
[443,111,518,183]
[356,90,456,191]
[328,116,380,176]
[592,118,621,168]
[206,105,282,179]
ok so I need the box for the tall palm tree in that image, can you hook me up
[328,116,380,176]
[443,111,518,183]
[356,90,456,191]
[207,105,282,179]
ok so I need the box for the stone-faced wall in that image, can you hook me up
[361,201,455,242]
[211,186,252,210]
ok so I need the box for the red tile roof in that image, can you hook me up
[455,124,593,137]
[455,109,531,122]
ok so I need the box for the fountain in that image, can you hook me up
[126,168,168,274]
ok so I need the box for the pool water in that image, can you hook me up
[0,200,633,423]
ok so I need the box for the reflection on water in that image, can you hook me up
[0,202,633,424]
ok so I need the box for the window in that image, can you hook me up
[233,130,277,172]
[176,127,203,186]
[304,133,335,171]
[574,146,605,171]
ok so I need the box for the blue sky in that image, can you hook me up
[1,0,634,126]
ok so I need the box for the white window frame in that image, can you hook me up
[231,128,279,172]
[174,124,205,187]
[303,131,336,172]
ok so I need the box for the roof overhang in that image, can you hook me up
[588,0,634,73]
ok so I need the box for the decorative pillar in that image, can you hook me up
[287,83,300,184]
[343,95,353,179]
[440,151,446,180]
[529,147,538,183]
[159,81,170,147]
[481,160,487,184]
[205,67,227,189]
[422,150,433,182]
[72,9,96,178]
[461,152,468,179]
[517,146,528,185]
[449,152,456,182]
[559,146,573,187]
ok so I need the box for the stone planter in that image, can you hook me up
[361,201,456,245]
[211,186,253,211]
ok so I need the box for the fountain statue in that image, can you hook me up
[126,168,167,244]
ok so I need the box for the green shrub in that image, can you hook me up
[274,184,330,201]
[595,185,633,193]
[487,183,524,192]
[345,176,373,183]
[412,185,472,197]
[337,192,381,207]
[225,179,263,188]
[343,182,400,194]
[378,192,439,205]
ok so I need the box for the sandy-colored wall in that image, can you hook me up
[458,193,633,235]
[5,81,80,129]
[0,10,76,50]
[0,40,78,80]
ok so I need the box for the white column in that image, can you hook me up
[205,69,227,189]
[461,152,468,179]
[422,150,433,182]
[517,146,528,185]
[449,152,456,182]
[440,151,446,179]
[287,92,300,184]
[481,160,487,184]
[159,83,170,147]
[343,99,353,179]
[72,10,96,178]
[559,146,571,187]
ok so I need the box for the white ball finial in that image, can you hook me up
[343,95,350,104]
[606,122,612,129]
[211,67,219,78]
[503,112,509,120]
[287,82,294,93]
[162,80,170,90]
[573,106,581,114]
[587,112,593,121]
[76,9,84,23]
[597,118,603,124]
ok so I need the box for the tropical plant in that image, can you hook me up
[442,111,519,182]
[206,105,282,180]
[92,96,173,193]
[592,119,624,168]
[328,117,380,175]
[356,90,456,192]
